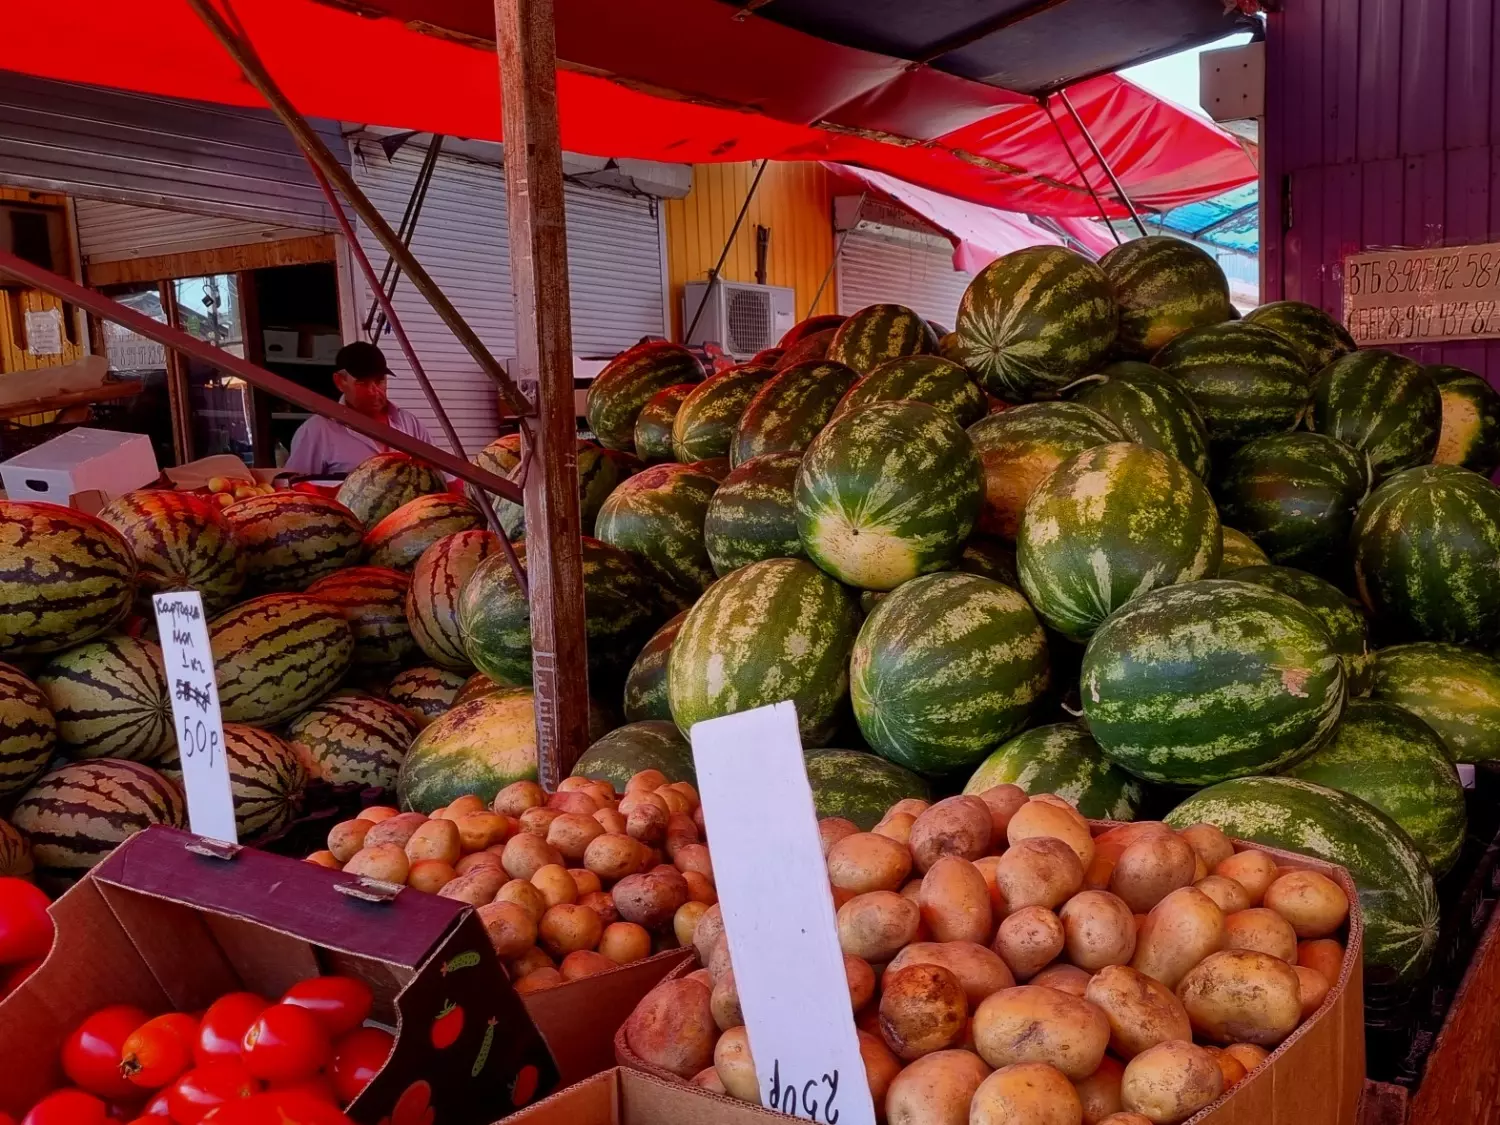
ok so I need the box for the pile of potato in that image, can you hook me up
[306,770,715,992]
[623,788,1351,1125]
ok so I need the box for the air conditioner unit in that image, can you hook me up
[682,281,796,359]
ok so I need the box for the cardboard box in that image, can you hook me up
[0,426,158,503]
[503,1066,783,1125]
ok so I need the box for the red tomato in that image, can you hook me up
[0,878,52,965]
[267,1075,338,1103]
[0,957,42,999]
[200,1091,351,1124]
[21,1089,109,1125]
[120,1013,200,1090]
[165,1061,257,1125]
[279,978,372,1040]
[62,1004,151,1100]
[331,1026,393,1104]
[240,1005,331,1085]
[194,994,268,1067]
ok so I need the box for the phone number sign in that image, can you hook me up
[1344,242,1500,345]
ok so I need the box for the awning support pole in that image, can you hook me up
[364,134,445,342]
[1059,90,1150,239]
[685,159,769,346]
[183,0,535,427]
[1042,98,1121,246]
[0,247,524,504]
[807,189,866,319]
[496,0,592,787]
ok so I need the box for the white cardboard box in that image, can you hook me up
[1,427,159,504]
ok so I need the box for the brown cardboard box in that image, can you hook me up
[503,1066,786,1125]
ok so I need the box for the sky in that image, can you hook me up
[1119,32,1255,118]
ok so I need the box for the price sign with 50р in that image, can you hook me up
[153,591,237,842]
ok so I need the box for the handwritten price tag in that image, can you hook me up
[153,591,237,843]
[691,703,875,1125]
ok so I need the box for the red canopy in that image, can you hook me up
[2,0,1255,217]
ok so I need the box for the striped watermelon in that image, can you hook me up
[0,663,55,797]
[0,501,137,654]
[1218,527,1269,573]
[1153,322,1311,449]
[804,748,930,831]
[826,304,938,376]
[833,356,987,428]
[485,439,632,540]
[1429,364,1500,476]
[1213,432,1370,575]
[458,539,661,692]
[623,611,685,723]
[586,341,705,451]
[672,364,774,463]
[687,458,731,482]
[777,328,840,371]
[668,557,860,746]
[36,635,171,762]
[704,452,804,577]
[336,452,447,528]
[1098,236,1234,357]
[1166,776,1438,987]
[1369,642,1500,762]
[364,494,484,572]
[98,490,243,612]
[11,759,185,889]
[732,361,859,468]
[456,671,514,706]
[572,720,696,790]
[225,492,364,592]
[397,688,539,813]
[386,665,467,729]
[220,724,307,841]
[1061,362,1210,480]
[1018,443,1222,640]
[1285,699,1465,876]
[287,691,419,792]
[1243,301,1356,372]
[850,572,1049,775]
[1228,565,1373,694]
[781,315,847,348]
[210,594,355,725]
[474,434,522,478]
[0,817,31,879]
[957,537,1019,587]
[796,401,981,590]
[950,247,1117,402]
[1352,465,1500,647]
[407,530,501,671]
[1081,579,1346,785]
[594,463,719,603]
[306,567,414,675]
[635,384,697,464]
[963,722,1145,821]
[1308,350,1440,480]
[967,402,1125,540]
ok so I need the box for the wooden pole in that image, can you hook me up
[495,0,591,788]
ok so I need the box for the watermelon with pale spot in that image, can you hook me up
[594,463,718,603]
[397,688,539,813]
[1429,364,1500,476]
[964,722,1145,821]
[1228,565,1373,694]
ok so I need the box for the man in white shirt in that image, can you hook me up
[283,342,434,476]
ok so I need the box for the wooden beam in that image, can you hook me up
[496,0,592,788]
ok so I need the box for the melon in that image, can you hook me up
[1243,301,1356,372]
[1227,565,1374,694]
[964,723,1145,821]
[98,489,244,612]
[287,691,419,793]
[623,612,685,724]
[732,361,858,468]
[594,463,719,603]
[804,748,930,831]
[586,341,704,452]
[0,663,55,797]
[1428,364,1500,476]
[36,634,171,762]
[306,567,414,675]
[826,304,938,376]
[1217,527,1269,573]
[407,530,502,671]
[397,688,539,813]
[363,494,485,572]
[1153,322,1311,449]
[704,452,804,577]
[571,720,695,791]
[635,384,697,464]
[210,594,355,725]
[672,364,774,464]
[225,492,364,592]
[1308,350,1440,480]
[1061,362,1210,480]
[833,355,986,428]
[385,665,467,729]
[222,724,307,842]
[1098,236,1233,357]
[336,452,446,527]
[1369,642,1500,762]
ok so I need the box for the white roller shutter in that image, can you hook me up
[837,228,972,332]
[75,199,317,267]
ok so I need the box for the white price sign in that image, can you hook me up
[153,591,237,843]
[692,703,875,1125]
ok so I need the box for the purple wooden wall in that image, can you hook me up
[1263,0,1500,384]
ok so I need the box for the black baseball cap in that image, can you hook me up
[335,341,392,380]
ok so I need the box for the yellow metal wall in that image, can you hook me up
[0,186,87,374]
[663,162,836,341]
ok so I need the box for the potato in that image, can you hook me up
[1176,950,1302,1045]
[859,1029,904,1116]
[594,920,650,966]
[327,819,372,863]
[1009,801,1095,870]
[1295,965,1330,1018]
[626,801,670,846]
[357,805,399,823]
[710,968,743,1030]
[1221,1043,1268,1073]
[305,850,340,869]
[1264,870,1349,939]
[975,784,1029,841]
[1074,1056,1124,1125]
[820,817,860,856]
[994,838,1085,915]
[1297,939,1343,983]
[1083,854,1118,893]
[1192,875,1251,915]
[437,866,505,906]
[595,808,627,835]
[920,856,994,944]
[1130,888,1225,989]
[1208,1047,1246,1090]
[455,811,512,853]
[549,789,600,816]
[839,891,922,962]
[714,1025,760,1103]
[516,967,563,994]
[542,812,603,861]
[1213,851,1277,906]
[1108,835,1197,914]
[557,776,595,793]
[364,811,427,849]
[675,844,714,882]
[875,813,917,846]
[1084,965,1192,1060]
[708,934,734,982]
[502,833,564,881]
[1120,1041,1223,1125]
[829,832,914,894]
[683,871,717,907]
[626,769,669,793]
[1032,963,1092,998]
[520,807,563,837]
[538,903,604,958]
[615,869,691,931]
[580,890,620,926]
[673,900,709,947]
[911,796,994,872]
[692,1067,727,1094]
[456,851,505,876]
[971,1061,1083,1125]
[658,789,691,816]
[883,798,932,823]
[886,942,1015,1009]
[406,860,454,893]
[1223,908,1297,963]
[972,985,1110,1079]
[847,954,877,1011]
[879,963,968,1060]
[1093,823,1172,866]
[495,878,548,922]
[1060,891,1137,971]
[693,902,725,964]
[344,843,409,883]
[583,833,650,882]
[565,868,601,897]
[995,906,1065,980]
[445,794,487,818]
[1177,824,1234,873]
[665,781,700,809]
[619,790,668,817]
[886,1048,992,1125]
[508,946,553,978]
[478,900,538,958]
[974,855,1006,915]
[405,819,462,865]
[622,978,717,1078]
[530,863,579,908]
[1098,1115,1154,1125]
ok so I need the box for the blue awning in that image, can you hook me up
[1147,182,1259,253]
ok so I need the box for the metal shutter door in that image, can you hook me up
[75,199,317,266]
[837,228,973,330]
[565,189,666,356]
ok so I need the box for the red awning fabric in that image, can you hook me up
[2,0,1256,218]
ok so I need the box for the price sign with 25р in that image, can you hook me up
[153,590,237,843]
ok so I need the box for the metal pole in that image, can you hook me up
[365,135,445,341]
[1059,90,1150,239]
[808,189,867,318]
[685,159,769,345]
[1042,98,1121,246]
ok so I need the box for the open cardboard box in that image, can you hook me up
[503,1066,785,1125]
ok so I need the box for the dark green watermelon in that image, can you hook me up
[1218,527,1269,573]
[1309,350,1440,480]
[572,720,695,789]
[1098,236,1233,357]
[1429,364,1500,476]
[731,361,858,468]
[1153,322,1311,449]
[704,452,804,576]
[1243,301,1356,372]
[1369,642,1500,762]
[1062,362,1211,479]
[1228,564,1373,694]
[834,355,986,428]
[826,304,937,375]
[634,383,696,464]
[672,364,774,463]
[964,722,1145,821]
[586,341,704,451]
[594,463,718,604]
[622,612,685,723]
[803,748,930,831]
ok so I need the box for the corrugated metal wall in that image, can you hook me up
[837,229,972,330]
[75,199,316,265]
[1263,0,1500,383]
